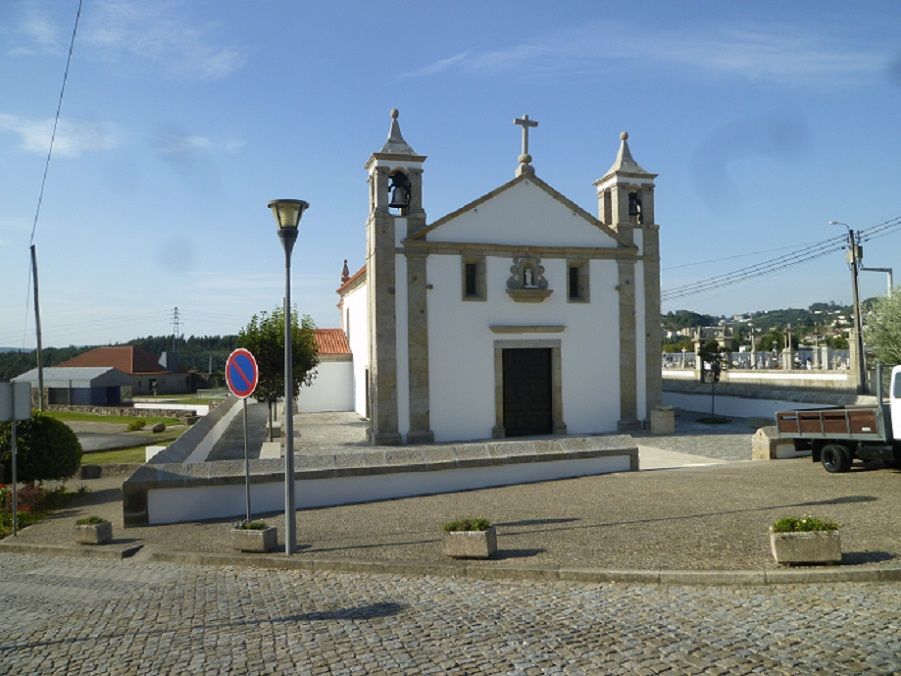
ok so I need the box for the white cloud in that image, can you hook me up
[0,113,120,158]
[400,22,886,86]
[156,131,246,160]
[82,0,248,80]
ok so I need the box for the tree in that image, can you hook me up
[865,290,901,366]
[0,412,82,483]
[698,340,728,420]
[237,307,319,438]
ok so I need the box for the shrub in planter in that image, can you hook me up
[231,520,277,552]
[75,515,113,545]
[442,517,497,559]
[0,412,82,483]
[770,515,841,565]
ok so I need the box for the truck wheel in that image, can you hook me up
[821,444,852,473]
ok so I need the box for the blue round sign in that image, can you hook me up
[225,348,259,399]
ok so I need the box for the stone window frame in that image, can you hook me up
[461,255,486,301]
[491,338,567,439]
[567,259,590,303]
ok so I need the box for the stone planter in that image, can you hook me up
[231,526,278,553]
[770,529,841,565]
[443,526,497,559]
[75,521,113,545]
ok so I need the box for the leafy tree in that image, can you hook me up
[698,340,728,419]
[865,290,901,366]
[237,307,319,438]
[0,412,82,483]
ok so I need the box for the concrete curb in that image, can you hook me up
[0,540,143,560]
[3,540,888,586]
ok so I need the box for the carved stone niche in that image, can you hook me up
[506,255,552,303]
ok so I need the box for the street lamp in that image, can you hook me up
[829,220,866,393]
[268,198,309,555]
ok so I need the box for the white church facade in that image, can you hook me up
[324,109,661,445]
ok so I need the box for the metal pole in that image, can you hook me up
[11,421,17,537]
[243,397,251,524]
[848,229,867,393]
[279,229,298,555]
[30,245,45,411]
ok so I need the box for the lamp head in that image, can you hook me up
[268,199,309,231]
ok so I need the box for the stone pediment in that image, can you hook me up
[406,173,628,249]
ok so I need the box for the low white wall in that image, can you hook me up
[134,402,210,416]
[299,359,354,413]
[145,453,633,524]
[185,397,244,463]
[662,392,829,419]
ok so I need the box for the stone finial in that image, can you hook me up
[341,259,350,284]
[605,130,649,175]
[379,108,417,155]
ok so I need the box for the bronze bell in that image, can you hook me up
[628,192,642,218]
[388,172,411,209]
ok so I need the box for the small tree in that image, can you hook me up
[698,340,728,419]
[865,290,901,367]
[237,307,319,439]
[0,412,83,483]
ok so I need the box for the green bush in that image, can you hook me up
[75,515,108,525]
[0,411,83,483]
[771,515,839,533]
[126,419,147,432]
[443,517,491,532]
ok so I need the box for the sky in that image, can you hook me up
[1,0,900,348]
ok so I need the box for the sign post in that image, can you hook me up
[225,349,259,524]
[1,382,33,537]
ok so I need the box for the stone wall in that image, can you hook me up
[46,403,201,421]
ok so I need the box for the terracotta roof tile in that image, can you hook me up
[314,329,351,355]
[59,346,168,375]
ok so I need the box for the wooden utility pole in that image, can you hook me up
[31,244,45,410]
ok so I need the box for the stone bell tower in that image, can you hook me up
[363,109,427,444]
[594,131,661,428]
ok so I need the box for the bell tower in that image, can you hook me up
[363,109,427,444]
[594,132,661,429]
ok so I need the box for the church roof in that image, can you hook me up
[598,131,657,182]
[379,108,417,155]
[313,329,351,356]
[337,264,366,296]
[407,172,630,246]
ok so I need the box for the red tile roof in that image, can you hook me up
[60,346,168,375]
[314,329,351,355]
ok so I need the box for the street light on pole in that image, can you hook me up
[829,220,867,393]
[268,198,309,555]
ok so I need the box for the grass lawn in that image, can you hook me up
[48,410,181,426]
[82,446,150,464]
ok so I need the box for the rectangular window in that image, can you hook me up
[567,260,589,303]
[461,256,486,301]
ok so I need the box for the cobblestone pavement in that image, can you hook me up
[0,553,898,674]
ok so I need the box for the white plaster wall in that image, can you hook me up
[343,281,369,417]
[428,180,619,248]
[426,254,621,442]
[145,452,634,524]
[394,252,410,438]
[299,359,354,412]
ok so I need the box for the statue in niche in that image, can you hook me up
[524,267,534,288]
[507,255,548,291]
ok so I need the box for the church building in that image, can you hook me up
[332,109,661,444]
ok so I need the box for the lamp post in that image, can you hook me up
[268,198,309,555]
[829,220,866,393]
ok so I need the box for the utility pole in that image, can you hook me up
[30,245,45,411]
[830,221,867,394]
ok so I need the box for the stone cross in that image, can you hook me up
[514,114,538,158]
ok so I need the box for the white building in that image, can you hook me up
[334,110,661,444]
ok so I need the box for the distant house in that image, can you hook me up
[298,329,353,413]
[59,346,193,395]
[14,367,133,406]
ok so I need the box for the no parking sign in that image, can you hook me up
[225,348,259,399]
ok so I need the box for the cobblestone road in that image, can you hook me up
[1,553,898,674]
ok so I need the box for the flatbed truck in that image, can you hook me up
[775,365,901,473]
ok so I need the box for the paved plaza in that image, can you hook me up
[0,553,898,674]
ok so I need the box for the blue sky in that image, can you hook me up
[1,0,900,347]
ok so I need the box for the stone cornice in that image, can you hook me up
[490,325,566,334]
[401,240,638,260]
